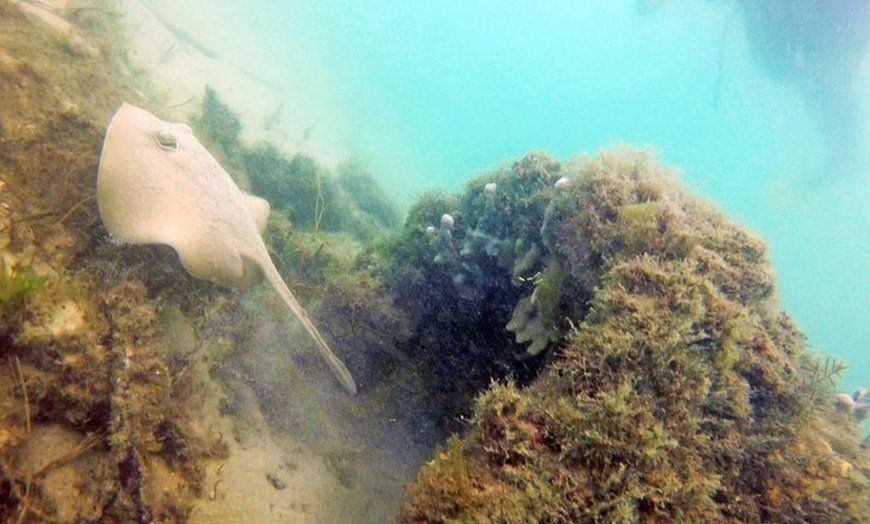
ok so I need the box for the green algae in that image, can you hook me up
[0,258,46,329]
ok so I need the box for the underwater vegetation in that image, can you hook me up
[189,86,242,163]
[395,147,870,523]
[382,152,575,430]
[243,145,343,232]
[337,160,401,227]
[0,256,46,333]
[190,87,400,240]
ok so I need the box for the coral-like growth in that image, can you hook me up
[397,147,870,523]
[382,151,584,429]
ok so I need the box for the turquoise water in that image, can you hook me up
[177,1,870,391]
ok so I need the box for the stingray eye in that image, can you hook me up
[156,128,178,150]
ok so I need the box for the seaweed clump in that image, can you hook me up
[397,147,870,522]
[189,86,243,163]
[190,88,400,240]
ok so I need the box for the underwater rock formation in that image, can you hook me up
[0,4,229,521]
[396,147,870,522]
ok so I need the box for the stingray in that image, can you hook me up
[97,103,357,395]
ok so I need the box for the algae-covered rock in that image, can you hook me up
[0,4,225,521]
[397,147,870,523]
[319,272,411,386]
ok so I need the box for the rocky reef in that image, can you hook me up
[3,1,868,522]
[395,148,870,522]
[0,3,233,520]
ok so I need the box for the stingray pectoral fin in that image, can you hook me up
[243,193,271,235]
[256,257,358,396]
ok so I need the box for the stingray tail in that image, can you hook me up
[261,262,358,396]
